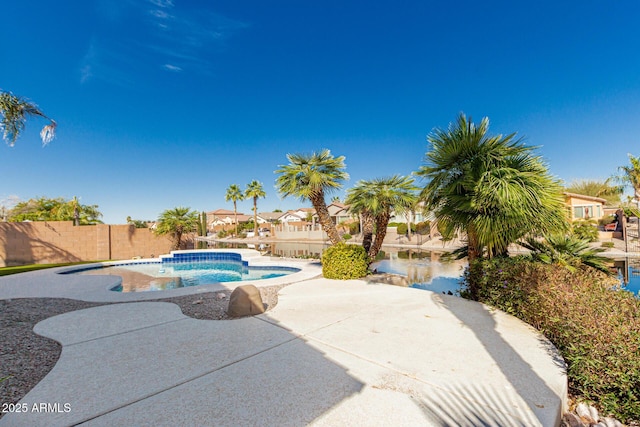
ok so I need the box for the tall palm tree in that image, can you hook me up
[416,113,567,262]
[618,154,640,209]
[0,91,56,146]
[245,180,266,236]
[565,178,623,205]
[275,149,348,245]
[225,184,244,237]
[347,176,418,260]
[155,207,199,250]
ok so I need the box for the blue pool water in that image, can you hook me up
[76,256,299,292]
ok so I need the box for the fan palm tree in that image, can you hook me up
[416,113,567,262]
[155,207,199,250]
[245,180,266,237]
[618,154,640,209]
[0,91,56,146]
[225,184,244,237]
[275,149,348,245]
[347,176,418,260]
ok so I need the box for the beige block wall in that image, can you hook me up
[0,221,175,267]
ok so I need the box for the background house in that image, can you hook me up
[564,192,607,221]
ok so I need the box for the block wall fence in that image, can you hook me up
[0,221,182,267]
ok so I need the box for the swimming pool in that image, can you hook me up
[74,251,300,292]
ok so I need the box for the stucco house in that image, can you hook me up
[564,192,607,221]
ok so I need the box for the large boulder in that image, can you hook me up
[227,284,265,317]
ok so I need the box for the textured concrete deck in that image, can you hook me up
[0,263,567,426]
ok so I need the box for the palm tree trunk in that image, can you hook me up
[233,201,238,237]
[310,192,342,244]
[369,210,390,260]
[173,231,182,250]
[253,198,258,236]
[406,211,412,241]
[361,212,375,254]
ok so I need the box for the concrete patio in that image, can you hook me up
[0,258,567,426]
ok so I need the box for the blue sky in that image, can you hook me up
[2,1,640,224]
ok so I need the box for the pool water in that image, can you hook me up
[78,261,299,292]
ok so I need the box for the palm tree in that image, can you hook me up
[225,184,244,237]
[618,154,640,209]
[346,176,418,260]
[565,178,623,205]
[245,180,266,237]
[0,91,56,146]
[275,149,349,245]
[155,207,199,250]
[416,113,567,262]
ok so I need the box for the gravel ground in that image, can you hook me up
[0,284,286,414]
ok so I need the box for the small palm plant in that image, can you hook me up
[520,234,612,274]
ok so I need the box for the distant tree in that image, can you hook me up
[155,207,199,250]
[200,211,208,236]
[245,180,266,236]
[225,184,244,237]
[273,209,283,213]
[0,91,56,146]
[275,149,348,245]
[618,154,640,209]
[565,179,623,205]
[8,196,102,224]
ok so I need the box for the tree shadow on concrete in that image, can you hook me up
[418,292,566,427]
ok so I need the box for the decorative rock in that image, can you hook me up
[191,299,204,305]
[216,292,227,300]
[600,417,623,427]
[576,403,599,424]
[562,413,586,427]
[227,285,265,317]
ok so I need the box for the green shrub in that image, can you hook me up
[598,215,616,226]
[322,243,369,279]
[342,233,352,241]
[415,221,431,235]
[396,223,408,235]
[601,242,614,248]
[348,222,360,235]
[572,220,599,242]
[464,257,640,423]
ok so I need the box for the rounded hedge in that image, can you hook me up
[322,242,369,279]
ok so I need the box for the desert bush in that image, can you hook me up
[463,257,640,423]
[601,242,614,248]
[322,243,369,279]
[342,233,352,241]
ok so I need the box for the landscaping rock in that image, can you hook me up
[216,292,227,300]
[600,417,623,427]
[227,285,265,317]
[562,413,586,427]
[576,402,599,424]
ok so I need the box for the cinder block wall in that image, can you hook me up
[0,221,175,267]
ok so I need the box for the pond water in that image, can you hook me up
[208,241,640,298]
